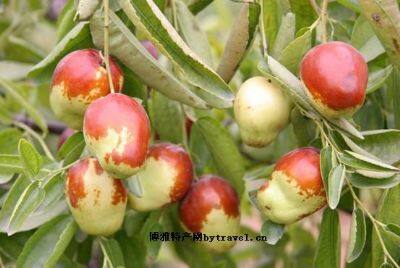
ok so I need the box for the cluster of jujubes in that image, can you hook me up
[52,46,239,252]
[235,41,367,224]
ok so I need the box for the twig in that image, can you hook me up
[14,114,67,135]
[309,0,320,15]
[259,0,268,56]
[321,0,329,43]
[14,121,56,161]
[103,0,115,94]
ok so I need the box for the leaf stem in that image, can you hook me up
[14,121,55,161]
[321,0,329,43]
[259,0,268,56]
[103,0,115,94]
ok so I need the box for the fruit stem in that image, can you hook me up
[103,0,115,94]
[14,121,55,161]
[321,0,329,43]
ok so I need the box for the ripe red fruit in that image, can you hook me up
[256,147,326,224]
[57,128,74,150]
[129,143,193,211]
[50,49,123,129]
[179,175,240,252]
[141,40,159,59]
[65,158,127,236]
[300,41,368,118]
[83,93,150,178]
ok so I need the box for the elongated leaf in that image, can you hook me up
[348,172,400,189]
[0,61,33,81]
[150,91,183,144]
[244,164,275,180]
[289,0,317,31]
[367,65,393,94]
[359,0,400,70]
[337,0,361,12]
[90,10,207,109]
[260,220,284,245]
[0,175,31,232]
[176,0,214,67]
[16,215,77,268]
[341,150,399,172]
[320,146,334,195]
[347,207,366,262]
[216,3,260,82]
[383,224,400,246]
[262,0,281,50]
[18,139,43,176]
[0,154,24,173]
[57,0,77,40]
[278,24,312,74]
[351,15,385,62]
[314,208,341,268]
[0,78,47,134]
[29,22,93,80]
[195,117,245,196]
[372,185,400,266]
[76,0,99,20]
[100,238,125,268]
[57,132,85,166]
[329,118,364,140]
[188,0,213,14]
[328,165,346,209]
[271,12,295,58]
[119,0,234,108]
[8,181,45,235]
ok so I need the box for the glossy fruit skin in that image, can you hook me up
[234,76,291,147]
[83,93,150,178]
[257,147,326,224]
[179,175,240,253]
[57,128,74,150]
[65,158,127,236]
[50,49,123,129]
[300,41,368,118]
[141,40,159,59]
[129,143,193,211]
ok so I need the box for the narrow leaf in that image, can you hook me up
[57,131,85,166]
[328,165,346,209]
[99,238,125,268]
[18,139,43,176]
[347,207,366,262]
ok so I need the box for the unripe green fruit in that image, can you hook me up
[50,49,123,129]
[129,143,193,211]
[256,147,326,224]
[179,175,240,253]
[83,93,151,178]
[65,158,127,236]
[234,76,291,147]
[300,41,368,118]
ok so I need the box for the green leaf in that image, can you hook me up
[244,164,275,180]
[367,64,393,94]
[260,220,284,245]
[320,146,334,194]
[0,154,24,173]
[289,0,317,31]
[119,0,234,108]
[8,181,45,235]
[348,172,400,189]
[216,3,260,82]
[99,238,125,268]
[188,0,213,14]
[382,223,400,247]
[262,0,281,50]
[0,61,34,81]
[57,132,85,166]
[347,207,366,263]
[28,22,93,80]
[18,138,43,176]
[0,175,30,232]
[314,208,341,268]
[176,0,214,67]
[329,118,364,140]
[195,117,245,196]
[357,129,400,165]
[90,9,207,109]
[359,0,400,70]
[115,231,146,268]
[328,165,346,209]
[76,0,100,20]
[278,24,312,74]
[0,128,22,154]
[271,12,295,59]
[16,215,77,268]
[372,185,400,266]
[337,0,361,12]
[57,0,78,40]
[351,15,385,62]
[149,90,184,144]
[0,78,47,134]
[340,150,399,172]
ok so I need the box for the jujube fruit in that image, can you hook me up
[256,147,326,224]
[50,49,123,129]
[234,76,291,147]
[83,93,150,178]
[300,41,368,118]
[65,158,127,236]
[129,143,193,211]
[179,175,240,253]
